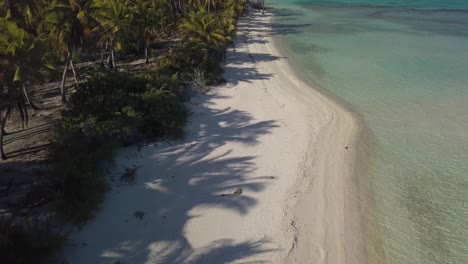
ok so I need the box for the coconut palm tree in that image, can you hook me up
[203,0,216,12]
[179,7,232,52]
[0,18,46,160]
[94,0,130,69]
[1,0,40,33]
[128,0,156,63]
[41,0,98,102]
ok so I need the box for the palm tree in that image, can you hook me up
[95,0,130,69]
[179,7,231,52]
[128,0,156,63]
[41,0,98,102]
[204,0,215,12]
[1,0,40,33]
[0,18,46,160]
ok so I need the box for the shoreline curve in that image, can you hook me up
[257,8,368,264]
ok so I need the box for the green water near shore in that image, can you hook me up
[268,1,468,263]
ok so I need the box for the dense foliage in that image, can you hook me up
[64,71,187,141]
[51,69,188,223]
[0,217,65,264]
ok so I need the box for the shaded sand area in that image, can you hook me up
[65,10,365,264]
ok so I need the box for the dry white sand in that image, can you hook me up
[65,11,366,264]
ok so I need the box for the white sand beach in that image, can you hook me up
[65,10,366,264]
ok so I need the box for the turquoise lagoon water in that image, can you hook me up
[269,0,468,263]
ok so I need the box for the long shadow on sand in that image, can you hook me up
[67,93,279,263]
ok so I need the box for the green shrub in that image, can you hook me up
[51,69,188,223]
[50,131,112,224]
[159,41,224,86]
[62,70,187,142]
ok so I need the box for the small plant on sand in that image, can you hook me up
[120,166,141,184]
[182,67,211,94]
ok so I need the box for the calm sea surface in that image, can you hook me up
[269,0,468,263]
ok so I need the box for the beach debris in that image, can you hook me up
[120,166,141,184]
[133,211,145,219]
[345,146,349,150]
[221,188,243,197]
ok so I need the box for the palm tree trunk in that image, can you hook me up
[110,48,115,69]
[169,0,176,16]
[1,106,10,135]
[145,44,149,64]
[110,38,115,69]
[70,58,78,84]
[0,108,8,160]
[100,42,105,66]
[22,84,38,110]
[19,96,28,128]
[61,56,71,103]
[17,101,26,129]
[107,51,111,67]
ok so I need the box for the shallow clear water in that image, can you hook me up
[269,0,468,263]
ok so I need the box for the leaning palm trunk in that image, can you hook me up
[61,54,71,102]
[69,58,78,84]
[110,49,115,69]
[22,84,38,110]
[145,45,149,63]
[100,43,105,66]
[17,96,29,129]
[145,43,149,63]
[0,108,8,160]
[109,38,115,69]
[60,47,79,102]
[107,53,111,67]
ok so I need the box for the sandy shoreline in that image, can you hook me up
[65,10,366,264]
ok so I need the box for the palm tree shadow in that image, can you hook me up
[160,238,276,263]
[65,10,306,264]
[67,89,280,263]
